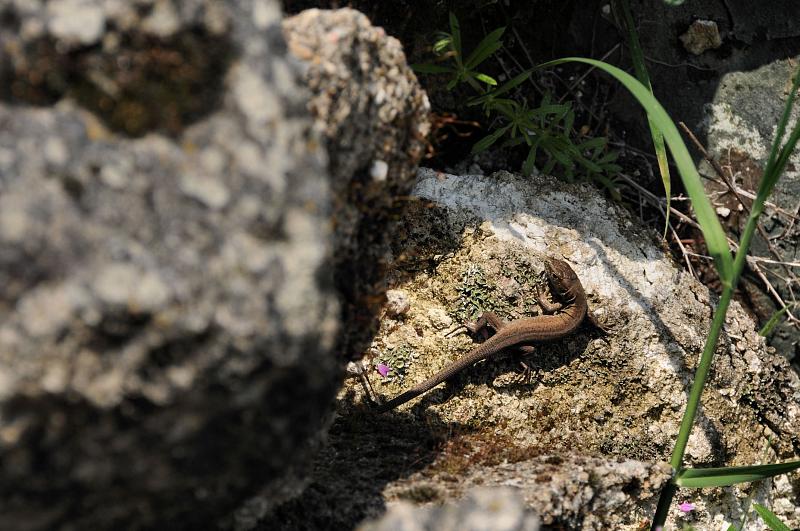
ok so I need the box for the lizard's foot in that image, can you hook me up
[446,313,501,340]
[464,311,506,337]
[444,324,469,338]
[588,309,610,335]
[512,345,537,384]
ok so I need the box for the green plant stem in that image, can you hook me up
[652,482,677,528]
[613,0,672,239]
[652,167,768,529]
[651,288,734,530]
[668,290,732,470]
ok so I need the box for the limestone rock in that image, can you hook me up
[265,169,800,530]
[283,8,431,359]
[0,1,338,528]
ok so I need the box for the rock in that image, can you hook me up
[357,487,541,531]
[555,0,800,174]
[0,0,339,529]
[264,169,800,530]
[704,57,800,361]
[680,19,723,55]
[47,0,107,46]
[283,8,431,359]
[385,289,411,318]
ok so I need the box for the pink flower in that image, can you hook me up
[678,501,696,513]
[377,363,390,377]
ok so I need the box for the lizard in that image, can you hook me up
[375,257,601,413]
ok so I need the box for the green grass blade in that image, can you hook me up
[733,68,800,288]
[449,12,462,64]
[675,460,800,488]
[765,110,800,202]
[763,70,800,181]
[538,57,733,283]
[613,0,672,239]
[758,305,790,337]
[753,504,792,531]
[464,26,505,70]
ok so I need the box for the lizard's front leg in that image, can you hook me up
[444,311,507,340]
[535,284,564,314]
[465,311,506,336]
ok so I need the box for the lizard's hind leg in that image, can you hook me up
[513,345,538,384]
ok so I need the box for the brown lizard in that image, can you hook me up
[376,257,600,412]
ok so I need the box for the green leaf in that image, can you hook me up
[449,12,462,63]
[522,140,540,175]
[563,108,575,133]
[471,125,511,154]
[491,70,530,95]
[433,36,452,54]
[537,57,734,285]
[528,104,571,117]
[501,136,527,149]
[663,0,685,5]
[597,150,619,164]
[575,154,603,173]
[578,137,607,150]
[759,305,790,337]
[734,67,800,286]
[548,144,574,167]
[464,26,505,70]
[759,70,800,210]
[491,100,519,119]
[542,157,557,175]
[753,504,791,531]
[474,72,498,86]
[613,0,673,239]
[411,63,455,74]
[675,460,800,488]
[469,70,532,107]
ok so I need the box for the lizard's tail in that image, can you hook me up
[376,344,494,413]
[375,388,426,413]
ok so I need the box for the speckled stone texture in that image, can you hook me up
[283,8,431,360]
[358,487,541,531]
[264,169,800,530]
[0,0,339,528]
[703,57,800,363]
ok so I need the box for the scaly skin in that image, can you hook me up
[377,257,591,412]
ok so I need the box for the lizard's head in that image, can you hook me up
[544,257,578,299]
